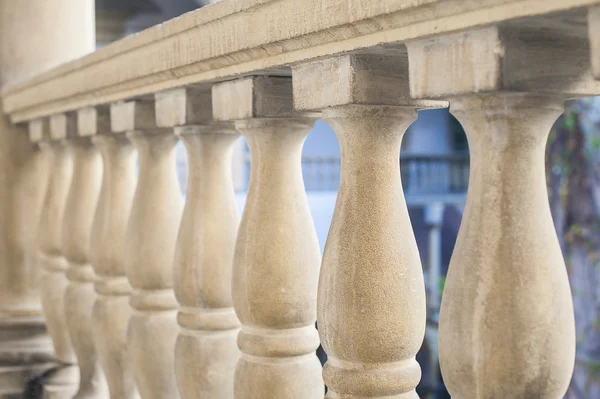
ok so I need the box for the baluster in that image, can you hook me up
[405,24,600,397]
[86,106,140,399]
[0,3,93,394]
[293,53,444,397]
[213,76,323,399]
[31,118,79,398]
[57,113,107,399]
[112,100,183,399]
[154,87,241,399]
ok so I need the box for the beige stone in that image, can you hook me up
[320,106,425,398]
[90,106,139,399]
[212,77,296,121]
[35,120,79,393]
[61,111,108,399]
[292,54,447,398]
[124,99,183,399]
[407,27,579,398]
[441,94,575,398]
[155,87,213,128]
[0,1,93,392]
[293,54,442,111]
[2,2,600,398]
[3,0,598,123]
[0,119,54,396]
[173,125,241,399]
[213,77,323,398]
[293,54,433,398]
[0,0,94,88]
[110,101,156,133]
[156,88,241,399]
[406,23,600,99]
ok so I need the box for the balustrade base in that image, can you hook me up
[0,315,55,397]
[43,383,78,399]
[41,365,79,399]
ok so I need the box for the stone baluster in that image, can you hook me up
[112,100,183,399]
[154,87,241,399]
[0,2,95,390]
[86,106,139,399]
[31,118,79,398]
[58,112,108,399]
[406,24,600,397]
[292,53,442,398]
[212,76,323,399]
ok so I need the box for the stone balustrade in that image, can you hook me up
[1,0,599,398]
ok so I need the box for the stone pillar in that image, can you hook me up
[406,24,600,397]
[34,118,79,399]
[155,88,241,399]
[87,106,139,399]
[0,1,94,395]
[292,54,442,398]
[58,113,107,399]
[213,77,323,399]
[112,100,183,399]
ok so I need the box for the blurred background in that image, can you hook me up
[96,1,600,398]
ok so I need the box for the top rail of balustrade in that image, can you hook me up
[2,0,599,123]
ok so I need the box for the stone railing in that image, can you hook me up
[1,0,599,398]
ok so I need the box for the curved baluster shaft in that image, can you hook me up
[91,133,139,399]
[125,131,183,399]
[439,94,575,398]
[174,126,241,399]
[233,118,323,399]
[319,106,426,398]
[62,138,107,399]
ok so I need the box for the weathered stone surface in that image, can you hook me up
[406,25,578,397]
[110,101,156,133]
[293,53,442,110]
[173,124,240,399]
[407,23,600,99]
[293,54,429,398]
[36,135,78,393]
[212,77,296,121]
[91,126,139,399]
[215,76,323,398]
[77,107,110,137]
[62,132,107,399]
[437,94,575,398]
[155,87,212,127]
[319,105,425,398]
[3,0,598,123]
[125,124,183,399]
[232,118,323,399]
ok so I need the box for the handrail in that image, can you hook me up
[3,0,599,123]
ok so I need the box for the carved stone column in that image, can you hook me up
[0,1,94,394]
[58,113,108,399]
[155,88,241,399]
[293,54,442,398]
[87,106,139,399]
[406,24,600,398]
[213,77,323,399]
[113,100,183,399]
[31,119,79,397]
